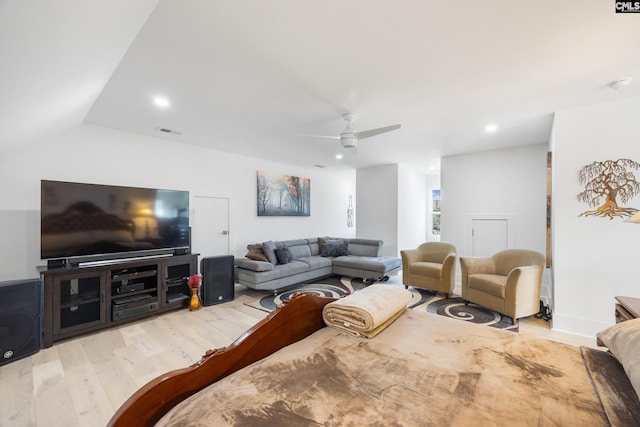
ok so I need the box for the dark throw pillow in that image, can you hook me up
[262,240,278,265]
[320,240,348,257]
[275,247,293,265]
[245,246,269,262]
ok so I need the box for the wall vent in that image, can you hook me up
[157,127,183,136]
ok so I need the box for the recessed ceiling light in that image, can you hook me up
[485,124,498,133]
[336,153,343,160]
[153,96,170,108]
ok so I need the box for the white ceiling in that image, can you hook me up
[3,1,640,173]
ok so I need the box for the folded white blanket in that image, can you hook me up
[322,284,412,338]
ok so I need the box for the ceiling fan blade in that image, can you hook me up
[301,134,340,140]
[355,124,401,140]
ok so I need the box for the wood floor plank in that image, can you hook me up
[32,358,78,427]
[56,340,114,426]
[0,357,36,427]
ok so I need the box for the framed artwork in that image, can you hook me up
[257,171,310,216]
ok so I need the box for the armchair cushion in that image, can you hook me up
[468,274,507,298]
[410,262,444,279]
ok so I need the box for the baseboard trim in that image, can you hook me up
[551,313,611,339]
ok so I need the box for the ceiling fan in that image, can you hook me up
[314,113,401,151]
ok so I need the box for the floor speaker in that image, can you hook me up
[0,278,41,366]
[200,256,234,306]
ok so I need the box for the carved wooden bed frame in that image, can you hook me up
[107,294,335,427]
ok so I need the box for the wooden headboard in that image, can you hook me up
[107,294,335,427]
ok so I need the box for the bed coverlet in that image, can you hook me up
[155,309,621,426]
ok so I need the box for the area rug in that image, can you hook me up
[244,276,434,312]
[243,278,517,331]
[416,297,519,332]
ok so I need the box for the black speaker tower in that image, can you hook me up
[200,256,234,306]
[0,278,41,366]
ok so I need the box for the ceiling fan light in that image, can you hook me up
[485,124,498,133]
[153,96,170,108]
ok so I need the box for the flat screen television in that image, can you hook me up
[41,180,190,265]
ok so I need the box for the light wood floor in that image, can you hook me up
[0,277,600,427]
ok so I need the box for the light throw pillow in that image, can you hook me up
[274,247,293,265]
[245,247,269,262]
[597,318,640,400]
[262,240,278,265]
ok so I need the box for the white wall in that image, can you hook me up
[398,165,428,252]
[356,165,398,256]
[356,164,429,257]
[0,123,356,281]
[440,143,548,291]
[551,96,640,337]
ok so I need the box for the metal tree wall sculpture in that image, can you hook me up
[577,159,640,220]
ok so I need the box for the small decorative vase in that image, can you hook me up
[189,287,201,311]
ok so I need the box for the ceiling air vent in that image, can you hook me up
[157,127,183,136]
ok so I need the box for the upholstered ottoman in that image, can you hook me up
[331,256,402,282]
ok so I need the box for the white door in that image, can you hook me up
[471,218,508,257]
[191,196,229,257]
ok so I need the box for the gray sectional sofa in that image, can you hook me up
[234,237,402,293]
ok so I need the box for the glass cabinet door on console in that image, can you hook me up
[52,271,107,336]
[162,257,197,309]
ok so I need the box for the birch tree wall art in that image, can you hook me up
[257,171,310,216]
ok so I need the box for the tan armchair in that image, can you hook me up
[460,249,545,325]
[401,242,457,298]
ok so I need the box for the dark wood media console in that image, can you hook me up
[38,253,198,347]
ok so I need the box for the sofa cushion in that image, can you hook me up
[332,256,401,274]
[297,256,333,270]
[318,237,342,252]
[234,257,275,272]
[245,247,269,262]
[468,274,507,298]
[262,240,278,265]
[347,239,383,257]
[283,239,308,247]
[321,240,348,257]
[411,261,443,279]
[285,243,312,259]
[306,237,320,256]
[275,247,293,264]
[236,260,310,284]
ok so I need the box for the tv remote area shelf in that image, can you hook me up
[38,253,198,347]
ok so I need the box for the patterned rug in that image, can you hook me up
[244,276,517,331]
[244,276,434,312]
[412,296,519,332]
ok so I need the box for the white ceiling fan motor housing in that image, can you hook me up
[340,133,358,149]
